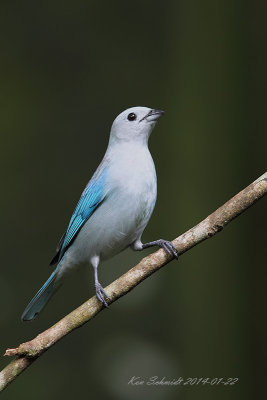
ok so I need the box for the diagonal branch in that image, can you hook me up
[1,172,266,392]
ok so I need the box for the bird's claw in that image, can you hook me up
[158,239,179,259]
[95,282,109,307]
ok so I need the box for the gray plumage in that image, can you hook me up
[22,106,178,321]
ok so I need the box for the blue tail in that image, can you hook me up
[21,268,60,321]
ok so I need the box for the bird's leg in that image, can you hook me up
[91,256,109,307]
[132,239,178,259]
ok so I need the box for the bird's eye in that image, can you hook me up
[127,112,137,121]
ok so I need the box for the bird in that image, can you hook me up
[21,106,178,321]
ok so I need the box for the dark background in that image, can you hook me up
[0,1,266,399]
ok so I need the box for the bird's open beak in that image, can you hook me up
[140,109,165,122]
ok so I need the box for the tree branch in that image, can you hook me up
[1,172,266,392]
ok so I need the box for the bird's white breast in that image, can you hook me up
[108,142,157,198]
[65,142,157,267]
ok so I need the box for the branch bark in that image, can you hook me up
[1,172,266,391]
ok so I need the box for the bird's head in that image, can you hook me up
[109,106,164,145]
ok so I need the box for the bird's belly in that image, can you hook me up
[67,187,156,265]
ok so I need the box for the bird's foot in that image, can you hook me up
[95,282,109,307]
[143,239,179,259]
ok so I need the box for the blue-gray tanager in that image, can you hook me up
[22,106,178,321]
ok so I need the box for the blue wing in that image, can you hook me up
[50,168,107,265]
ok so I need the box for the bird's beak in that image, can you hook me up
[140,109,165,122]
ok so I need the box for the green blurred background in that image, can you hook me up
[0,1,266,399]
